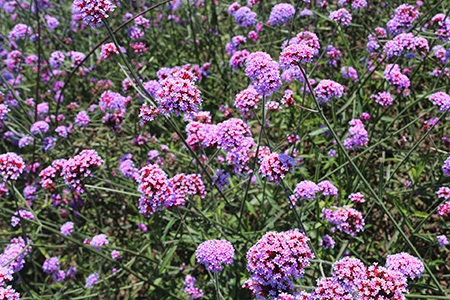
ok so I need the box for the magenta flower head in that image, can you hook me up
[267,3,295,26]
[385,252,424,280]
[0,152,25,182]
[195,239,234,273]
[72,0,116,27]
[85,272,99,288]
[243,229,314,299]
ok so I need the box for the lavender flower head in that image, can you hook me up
[233,6,257,27]
[245,52,281,96]
[290,180,320,205]
[385,252,424,280]
[267,3,295,26]
[313,80,344,104]
[60,221,74,236]
[0,152,25,182]
[85,272,99,288]
[42,257,60,274]
[195,239,234,273]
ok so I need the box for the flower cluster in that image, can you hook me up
[348,192,365,203]
[384,63,411,89]
[99,42,125,60]
[234,86,261,115]
[183,275,204,299]
[290,180,338,204]
[329,8,352,26]
[232,6,257,27]
[384,33,429,59]
[245,52,282,96]
[195,239,234,273]
[258,152,296,184]
[371,91,394,106]
[429,91,450,112]
[387,4,419,35]
[0,236,32,287]
[343,118,369,150]
[155,69,203,117]
[137,164,206,217]
[322,206,365,236]
[61,149,104,194]
[385,252,424,280]
[72,0,117,27]
[341,66,358,82]
[267,3,295,26]
[0,152,25,183]
[243,229,314,299]
[313,79,344,104]
[443,155,450,176]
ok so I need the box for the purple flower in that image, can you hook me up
[230,49,250,70]
[259,152,296,184]
[313,80,344,104]
[49,51,65,69]
[11,209,35,227]
[243,229,314,299]
[322,206,365,236]
[371,91,394,106]
[155,70,203,116]
[329,8,352,26]
[348,192,365,203]
[0,286,20,299]
[42,257,60,274]
[85,272,99,288]
[267,3,295,26]
[318,180,338,197]
[385,252,424,280]
[245,52,281,96]
[45,15,60,30]
[184,275,204,299]
[213,169,230,191]
[18,136,34,148]
[72,0,116,27]
[235,86,261,114]
[443,155,450,176]
[384,64,410,89]
[437,201,450,217]
[343,119,368,150]
[8,23,31,41]
[290,180,320,204]
[111,250,122,261]
[357,264,408,299]
[429,91,450,112]
[60,221,74,236]
[233,6,257,27]
[90,234,109,249]
[280,44,315,69]
[61,150,104,193]
[332,256,366,290]
[74,110,90,127]
[341,66,358,82]
[196,239,234,273]
[30,120,50,135]
[320,235,335,249]
[309,277,353,299]
[0,104,10,120]
[0,152,25,182]
[437,235,449,246]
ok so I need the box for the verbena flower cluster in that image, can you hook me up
[243,229,314,299]
[72,0,116,27]
[322,206,365,236]
[195,239,234,273]
[290,180,338,205]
